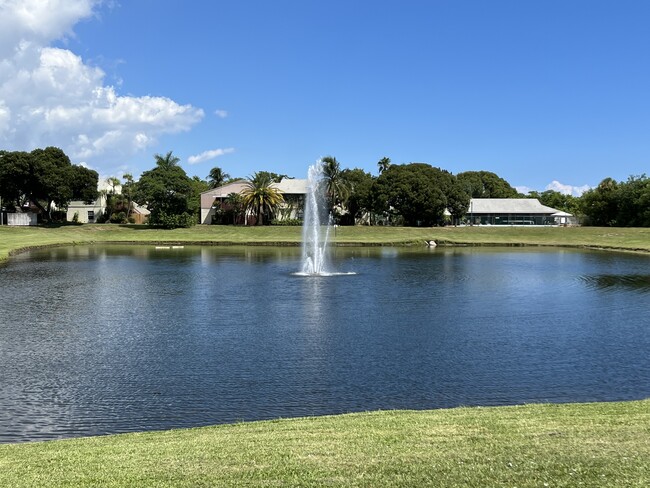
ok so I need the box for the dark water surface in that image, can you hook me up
[1,245,649,443]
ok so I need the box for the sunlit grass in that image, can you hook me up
[0,400,648,487]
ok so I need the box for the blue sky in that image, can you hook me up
[1,1,649,195]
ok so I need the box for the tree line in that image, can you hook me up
[223,157,649,228]
[0,147,98,220]
[2,147,648,227]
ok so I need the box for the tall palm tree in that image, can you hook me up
[208,166,230,189]
[154,151,180,168]
[106,176,121,194]
[377,156,391,174]
[241,172,284,225]
[122,173,134,219]
[321,155,350,213]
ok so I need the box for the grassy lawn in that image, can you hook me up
[0,400,648,487]
[2,224,650,263]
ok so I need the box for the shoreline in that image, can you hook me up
[4,236,650,264]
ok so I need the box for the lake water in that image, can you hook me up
[1,245,649,443]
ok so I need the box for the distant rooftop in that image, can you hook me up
[201,178,308,197]
[470,198,566,215]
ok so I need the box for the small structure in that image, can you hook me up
[466,198,572,226]
[130,203,151,224]
[5,212,38,226]
[200,179,308,224]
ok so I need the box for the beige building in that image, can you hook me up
[200,179,308,224]
[66,180,149,224]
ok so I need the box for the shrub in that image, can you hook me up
[109,212,127,224]
[270,218,303,226]
[151,211,196,229]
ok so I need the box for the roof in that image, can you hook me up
[273,178,308,194]
[469,198,569,215]
[200,178,308,209]
[201,180,248,199]
[200,178,308,198]
[132,203,150,215]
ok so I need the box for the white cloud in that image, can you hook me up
[0,0,204,164]
[0,0,98,58]
[214,109,228,118]
[545,180,591,197]
[188,147,235,165]
[515,186,533,195]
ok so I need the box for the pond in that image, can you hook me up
[0,245,649,443]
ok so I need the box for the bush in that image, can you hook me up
[270,218,303,226]
[151,211,196,229]
[109,212,127,224]
[50,210,67,223]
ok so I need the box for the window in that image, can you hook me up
[87,211,95,222]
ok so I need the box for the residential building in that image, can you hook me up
[200,179,308,224]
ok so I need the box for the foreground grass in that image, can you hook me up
[2,224,650,263]
[0,400,648,487]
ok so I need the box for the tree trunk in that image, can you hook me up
[30,197,50,221]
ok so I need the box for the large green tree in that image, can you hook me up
[0,150,32,210]
[579,177,620,226]
[527,189,580,215]
[133,151,196,228]
[579,175,650,227]
[0,147,98,219]
[240,172,285,225]
[456,170,518,198]
[372,163,461,226]
[340,168,374,225]
[616,175,650,227]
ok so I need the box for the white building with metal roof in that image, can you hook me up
[467,198,573,225]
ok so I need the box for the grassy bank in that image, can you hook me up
[0,400,648,487]
[2,224,650,263]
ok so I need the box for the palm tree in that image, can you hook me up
[154,151,180,168]
[240,172,284,225]
[321,156,350,213]
[224,192,245,224]
[377,157,391,174]
[208,166,230,189]
[122,173,134,219]
[106,176,121,194]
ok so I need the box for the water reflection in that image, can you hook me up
[1,245,649,443]
[580,274,650,292]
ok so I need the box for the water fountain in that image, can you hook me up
[300,159,332,275]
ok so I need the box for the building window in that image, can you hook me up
[88,211,95,222]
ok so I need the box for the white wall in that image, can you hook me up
[7,213,37,225]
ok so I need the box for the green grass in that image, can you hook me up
[0,400,648,487]
[2,224,650,263]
